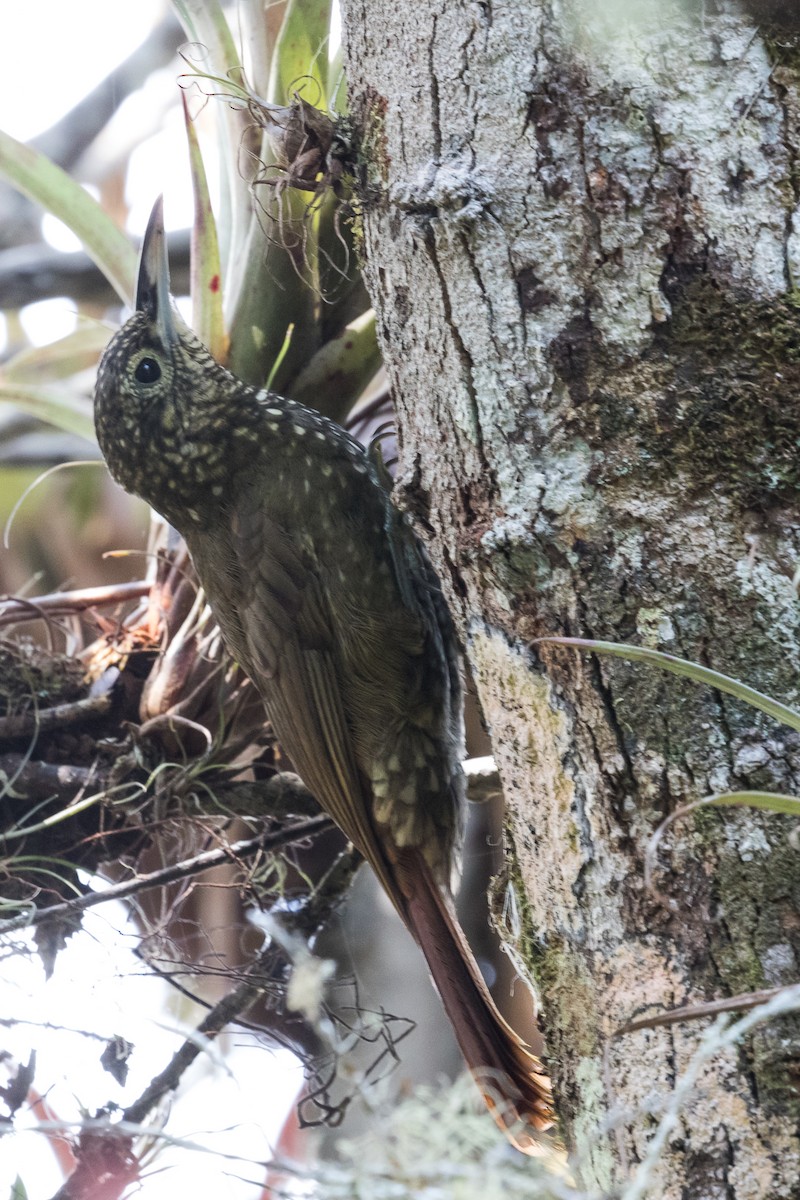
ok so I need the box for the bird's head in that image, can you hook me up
[94,198,246,521]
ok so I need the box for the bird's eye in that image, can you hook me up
[134,357,162,385]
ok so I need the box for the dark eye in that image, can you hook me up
[134,357,161,384]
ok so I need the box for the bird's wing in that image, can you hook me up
[188,497,555,1148]
[191,498,406,911]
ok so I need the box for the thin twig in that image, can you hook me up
[0,581,150,628]
[0,694,112,739]
[0,812,333,934]
[616,984,793,1035]
[121,959,276,1125]
[122,852,360,1125]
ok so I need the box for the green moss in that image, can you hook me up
[715,841,800,976]
[535,937,599,1059]
[348,201,365,258]
[550,277,800,508]
[653,281,800,501]
[493,848,553,983]
[706,821,800,1120]
[0,638,86,716]
[763,26,800,75]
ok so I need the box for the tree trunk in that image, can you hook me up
[338,0,800,1194]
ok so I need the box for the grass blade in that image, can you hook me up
[538,637,800,733]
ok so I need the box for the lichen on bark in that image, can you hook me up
[340,0,800,1192]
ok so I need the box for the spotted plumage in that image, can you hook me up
[93,198,553,1147]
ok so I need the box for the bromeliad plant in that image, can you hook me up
[0,3,390,1183]
[0,0,378,916]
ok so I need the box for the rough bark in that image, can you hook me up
[339,1,800,1195]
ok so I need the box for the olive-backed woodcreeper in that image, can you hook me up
[94,198,553,1148]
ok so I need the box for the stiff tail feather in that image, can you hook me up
[394,847,554,1151]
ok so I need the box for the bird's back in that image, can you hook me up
[182,405,464,887]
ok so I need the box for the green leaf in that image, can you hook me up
[10,1176,29,1200]
[703,791,800,816]
[2,323,111,384]
[225,193,322,390]
[238,0,281,98]
[173,0,251,272]
[539,637,800,733]
[182,94,226,361]
[291,310,381,420]
[270,0,333,106]
[0,129,135,305]
[175,1,321,385]
[173,0,243,87]
[0,384,96,444]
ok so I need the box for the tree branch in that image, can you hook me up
[0,808,333,935]
[120,959,277,1126]
[0,694,112,739]
[0,232,191,310]
[0,581,150,628]
[0,756,96,803]
[122,845,361,1126]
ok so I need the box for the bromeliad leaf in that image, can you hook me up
[2,324,112,385]
[0,382,95,444]
[0,130,135,305]
[182,94,226,362]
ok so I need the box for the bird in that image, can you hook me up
[94,196,554,1149]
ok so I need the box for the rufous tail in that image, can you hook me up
[393,847,554,1151]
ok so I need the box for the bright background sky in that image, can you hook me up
[0,3,325,1194]
[2,3,166,144]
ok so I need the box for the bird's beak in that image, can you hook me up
[136,196,177,346]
